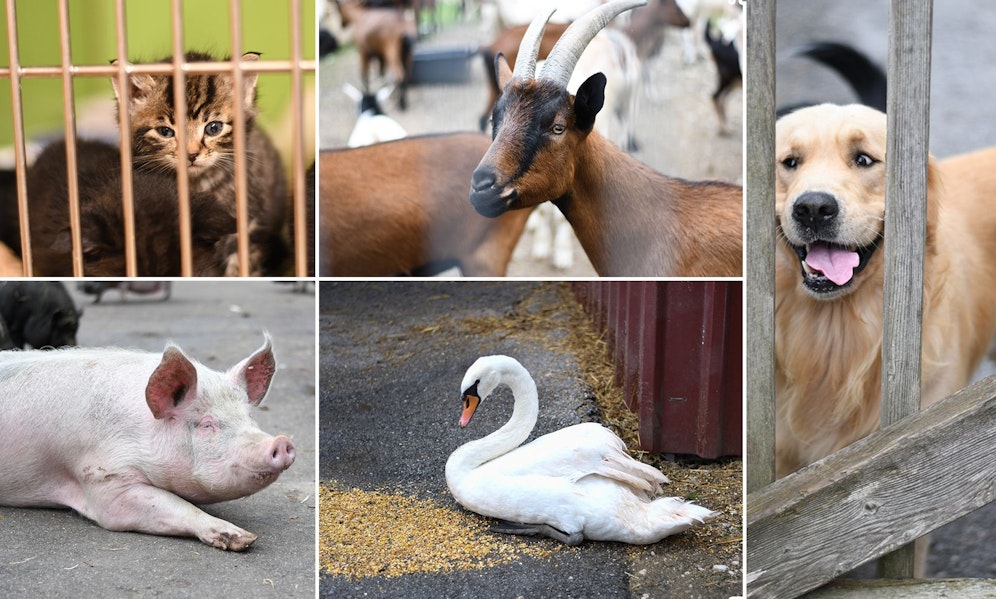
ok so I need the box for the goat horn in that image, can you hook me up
[513,7,557,80]
[539,0,647,87]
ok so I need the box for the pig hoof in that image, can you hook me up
[206,528,257,551]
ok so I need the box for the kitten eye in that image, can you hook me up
[156,126,175,138]
[204,121,224,136]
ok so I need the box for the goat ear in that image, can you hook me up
[496,53,513,90]
[574,72,606,133]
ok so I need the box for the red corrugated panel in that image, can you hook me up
[572,281,742,458]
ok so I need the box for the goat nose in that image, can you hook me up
[792,191,839,230]
[471,168,497,193]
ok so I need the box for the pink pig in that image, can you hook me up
[0,335,295,551]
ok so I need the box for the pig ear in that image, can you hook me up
[146,345,198,420]
[229,335,275,406]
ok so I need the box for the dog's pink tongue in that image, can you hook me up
[806,243,860,285]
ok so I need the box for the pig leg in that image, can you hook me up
[82,484,257,551]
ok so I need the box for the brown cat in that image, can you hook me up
[111,51,288,275]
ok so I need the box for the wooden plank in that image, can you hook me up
[745,0,776,492]
[804,578,996,599]
[880,0,933,576]
[746,375,996,599]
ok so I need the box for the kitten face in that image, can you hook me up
[112,52,259,182]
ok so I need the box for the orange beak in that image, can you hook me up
[459,392,480,428]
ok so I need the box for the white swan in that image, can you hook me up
[445,355,718,545]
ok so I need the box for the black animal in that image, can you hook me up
[0,168,18,253]
[0,314,13,350]
[0,281,81,349]
[704,23,742,135]
[777,41,888,116]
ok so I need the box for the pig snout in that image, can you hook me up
[268,435,296,471]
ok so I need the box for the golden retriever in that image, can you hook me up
[774,103,996,478]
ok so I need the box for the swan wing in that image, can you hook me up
[483,422,669,497]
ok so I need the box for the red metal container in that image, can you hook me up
[573,281,742,458]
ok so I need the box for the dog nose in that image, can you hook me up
[793,192,839,230]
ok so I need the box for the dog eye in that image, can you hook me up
[781,156,799,169]
[855,153,876,167]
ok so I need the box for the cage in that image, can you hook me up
[0,0,316,277]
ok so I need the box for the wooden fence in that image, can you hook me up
[573,281,742,459]
[745,1,996,597]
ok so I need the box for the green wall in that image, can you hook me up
[0,0,315,146]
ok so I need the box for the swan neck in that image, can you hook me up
[447,368,539,478]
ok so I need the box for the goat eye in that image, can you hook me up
[156,126,175,138]
[204,121,224,136]
[855,153,876,167]
[551,124,566,135]
[781,156,799,169]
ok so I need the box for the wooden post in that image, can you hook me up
[745,0,776,493]
[879,0,933,577]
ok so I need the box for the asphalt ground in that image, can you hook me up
[775,0,996,579]
[0,281,316,598]
[318,281,742,599]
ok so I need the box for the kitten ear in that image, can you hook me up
[239,52,260,109]
[109,59,156,103]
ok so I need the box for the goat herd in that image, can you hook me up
[318,0,744,277]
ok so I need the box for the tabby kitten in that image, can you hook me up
[111,51,288,275]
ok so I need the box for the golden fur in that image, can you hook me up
[774,104,996,477]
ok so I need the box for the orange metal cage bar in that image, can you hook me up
[1,0,316,277]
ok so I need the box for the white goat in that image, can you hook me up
[343,83,407,147]
[527,26,641,270]
[675,0,741,64]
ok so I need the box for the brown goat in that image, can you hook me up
[618,0,690,61]
[469,0,742,277]
[335,0,415,109]
[320,133,530,276]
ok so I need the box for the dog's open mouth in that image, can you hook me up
[791,239,879,294]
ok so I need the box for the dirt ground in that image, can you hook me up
[318,13,742,277]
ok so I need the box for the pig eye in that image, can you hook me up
[197,416,218,432]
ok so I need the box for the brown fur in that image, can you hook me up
[472,59,742,277]
[319,133,531,276]
[774,104,996,477]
